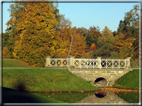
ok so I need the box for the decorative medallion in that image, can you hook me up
[51,60,55,65]
[107,61,112,67]
[120,61,125,67]
[114,61,119,67]
[75,60,79,66]
[57,60,61,66]
[63,60,67,65]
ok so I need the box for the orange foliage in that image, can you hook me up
[90,43,96,51]
[54,26,87,58]
[3,47,9,57]
[114,32,136,59]
[70,27,87,58]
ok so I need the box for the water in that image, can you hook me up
[78,90,127,103]
[33,89,139,103]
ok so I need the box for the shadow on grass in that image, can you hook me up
[2,86,64,103]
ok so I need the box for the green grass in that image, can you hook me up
[115,91,139,103]
[3,69,99,92]
[112,69,139,89]
[3,68,100,103]
[33,92,95,103]
[2,87,64,103]
[3,58,31,67]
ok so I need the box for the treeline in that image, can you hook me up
[2,1,139,67]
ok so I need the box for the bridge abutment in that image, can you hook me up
[68,68,131,87]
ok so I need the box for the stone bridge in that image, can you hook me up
[45,56,132,87]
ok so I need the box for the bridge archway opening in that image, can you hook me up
[94,77,107,87]
[95,91,106,98]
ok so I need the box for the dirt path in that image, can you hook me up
[101,87,140,93]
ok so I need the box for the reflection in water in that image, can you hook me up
[77,90,128,103]
[95,91,106,98]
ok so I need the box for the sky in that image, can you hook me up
[2,0,140,33]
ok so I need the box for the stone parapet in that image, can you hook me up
[45,56,131,70]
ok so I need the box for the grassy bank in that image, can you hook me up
[3,58,31,67]
[112,69,139,89]
[33,92,95,103]
[3,68,99,103]
[3,69,99,92]
[115,91,139,103]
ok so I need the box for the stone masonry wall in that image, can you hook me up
[68,68,131,87]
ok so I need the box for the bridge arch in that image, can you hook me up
[94,77,108,87]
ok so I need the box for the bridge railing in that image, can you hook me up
[49,58,69,67]
[45,56,131,69]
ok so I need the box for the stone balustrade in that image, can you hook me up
[45,56,131,69]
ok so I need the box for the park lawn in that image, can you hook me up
[3,58,31,67]
[2,87,64,103]
[3,69,99,92]
[112,69,139,89]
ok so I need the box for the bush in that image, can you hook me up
[130,58,139,68]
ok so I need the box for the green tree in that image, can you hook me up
[49,1,64,27]
[117,20,126,33]
[2,32,10,48]
[97,26,114,47]
[92,26,115,58]
[117,4,139,59]
[85,26,101,52]
[125,5,139,59]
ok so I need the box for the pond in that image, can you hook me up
[32,89,139,103]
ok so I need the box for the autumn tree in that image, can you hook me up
[70,27,87,58]
[5,3,26,57]
[5,1,63,58]
[54,20,87,58]
[89,26,101,38]
[113,32,135,59]
[3,47,9,57]
[53,16,72,58]
[77,27,88,37]
[13,2,58,66]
